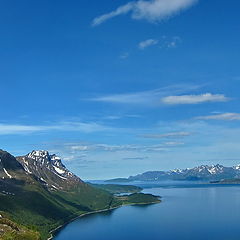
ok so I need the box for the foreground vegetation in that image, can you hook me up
[0,215,40,240]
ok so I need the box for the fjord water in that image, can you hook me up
[55,184,240,240]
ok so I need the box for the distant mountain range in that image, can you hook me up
[107,164,240,182]
[0,149,159,240]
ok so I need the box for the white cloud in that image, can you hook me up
[0,121,112,135]
[161,93,229,105]
[92,2,134,27]
[92,0,198,26]
[142,131,191,138]
[196,113,240,121]
[89,84,201,105]
[139,39,158,49]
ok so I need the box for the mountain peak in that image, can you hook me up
[17,150,82,190]
[27,150,50,159]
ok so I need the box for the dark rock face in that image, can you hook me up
[17,150,83,190]
[0,150,24,179]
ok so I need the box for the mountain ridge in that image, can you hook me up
[106,164,240,182]
[16,150,83,191]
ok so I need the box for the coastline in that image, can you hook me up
[47,200,161,240]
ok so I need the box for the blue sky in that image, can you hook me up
[1,0,240,179]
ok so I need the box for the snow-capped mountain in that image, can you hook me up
[127,164,240,181]
[17,150,83,190]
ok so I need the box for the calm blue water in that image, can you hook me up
[55,184,240,240]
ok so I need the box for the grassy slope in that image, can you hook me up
[0,180,160,240]
[0,183,160,240]
[89,183,142,194]
[0,177,114,240]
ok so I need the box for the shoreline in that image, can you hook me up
[47,200,160,240]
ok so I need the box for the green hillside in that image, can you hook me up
[89,183,142,194]
[0,178,115,239]
[0,150,160,240]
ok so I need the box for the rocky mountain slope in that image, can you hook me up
[17,150,82,190]
[0,150,25,179]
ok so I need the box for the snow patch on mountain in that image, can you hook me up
[53,166,65,175]
[3,168,12,178]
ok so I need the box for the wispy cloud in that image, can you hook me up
[161,93,229,105]
[120,52,129,59]
[139,39,158,49]
[103,114,141,120]
[196,113,240,121]
[0,121,112,135]
[164,36,181,48]
[68,142,183,153]
[90,89,159,104]
[0,124,48,135]
[92,0,198,26]
[89,84,202,105]
[52,139,186,157]
[142,131,192,139]
[92,2,134,27]
[122,156,149,160]
[138,36,182,50]
[164,141,185,146]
